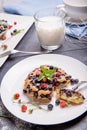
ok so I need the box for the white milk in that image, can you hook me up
[36,16,65,46]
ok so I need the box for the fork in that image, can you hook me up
[72,81,87,91]
[0,49,52,58]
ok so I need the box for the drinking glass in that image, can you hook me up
[34,8,65,50]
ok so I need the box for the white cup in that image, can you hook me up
[34,8,65,50]
[63,0,87,20]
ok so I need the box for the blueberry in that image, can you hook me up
[74,79,79,84]
[40,94,45,98]
[65,75,72,80]
[34,92,38,98]
[48,104,53,110]
[23,89,27,93]
[55,99,60,105]
[27,85,30,88]
[66,91,72,97]
[71,78,79,85]
[54,67,58,72]
[71,79,75,85]
[13,29,17,33]
[49,66,53,69]
[46,94,51,100]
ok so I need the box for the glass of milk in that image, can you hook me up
[34,8,65,50]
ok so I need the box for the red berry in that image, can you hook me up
[1,35,7,40]
[14,93,20,99]
[53,77,57,82]
[42,77,47,82]
[1,44,8,50]
[60,101,67,108]
[14,21,17,25]
[36,70,41,76]
[56,72,61,77]
[8,25,13,29]
[41,83,47,89]
[21,105,27,112]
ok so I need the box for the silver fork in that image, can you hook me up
[0,49,52,58]
[72,81,87,91]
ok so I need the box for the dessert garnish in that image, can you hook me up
[37,67,56,81]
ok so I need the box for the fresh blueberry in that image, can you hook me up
[49,66,54,69]
[55,99,60,105]
[48,104,53,110]
[34,92,38,98]
[74,79,79,84]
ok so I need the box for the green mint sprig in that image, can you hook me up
[38,67,56,81]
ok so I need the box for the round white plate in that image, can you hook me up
[1,54,87,125]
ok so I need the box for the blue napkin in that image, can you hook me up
[65,23,87,39]
[3,0,63,16]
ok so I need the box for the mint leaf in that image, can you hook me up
[37,67,56,81]
[38,73,45,81]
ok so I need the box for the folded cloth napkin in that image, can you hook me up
[65,23,87,39]
[3,0,63,16]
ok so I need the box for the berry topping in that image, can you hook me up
[53,77,57,83]
[21,105,27,112]
[48,104,53,110]
[36,70,41,76]
[41,83,47,89]
[56,72,61,77]
[42,77,47,82]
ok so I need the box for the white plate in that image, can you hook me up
[1,54,87,125]
[0,13,34,67]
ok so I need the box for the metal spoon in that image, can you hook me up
[0,49,52,58]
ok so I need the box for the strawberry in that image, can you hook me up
[1,44,8,50]
[14,21,17,25]
[14,93,20,99]
[1,35,7,40]
[41,83,47,89]
[8,25,13,29]
[53,77,57,83]
[42,77,47,82]
[56,72,61,77]
[36,70,41,76]
[60,101,67,108]
[21,105,27,112]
